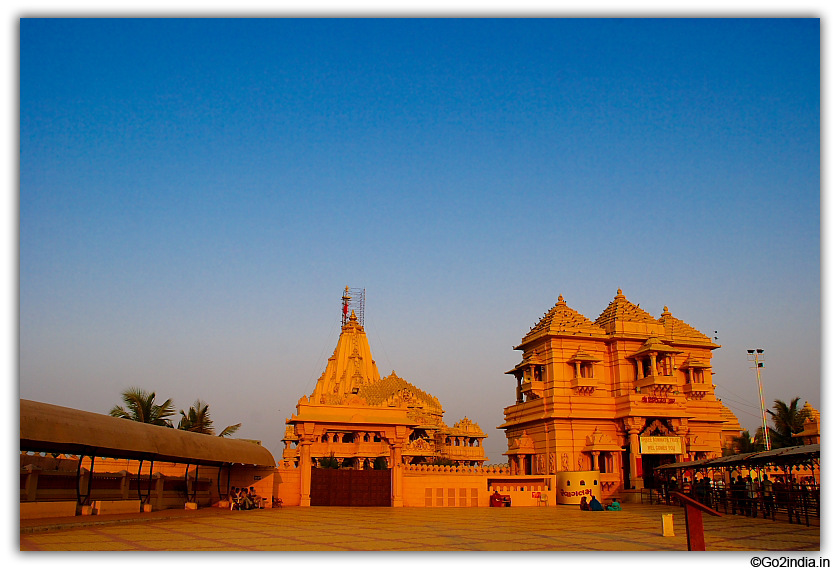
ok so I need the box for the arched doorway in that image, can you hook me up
[639,418,682,490]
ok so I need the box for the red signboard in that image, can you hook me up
[641,396,676,404]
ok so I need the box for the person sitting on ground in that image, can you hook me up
[589,496,604,511]
[579,496,590,511]
[236,487,253,510]
[229,487,240,510]
[249,486,262,509]
[606,498,622,511]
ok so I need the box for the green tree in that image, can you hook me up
[177,399,213,434]
[430,457,456,466]
[177,399,241,437]
[725,430,761,455]
[319,453,339,469]
[766,397,806,448]
[109,387,176,427]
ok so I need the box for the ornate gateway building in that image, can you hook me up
[499,289,742,500]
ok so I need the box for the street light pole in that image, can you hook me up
[747,349,771,451]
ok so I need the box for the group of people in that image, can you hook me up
[728,474,766,516]
[579,496,621,511]
[228,486,263,510]
[661,471,819,520]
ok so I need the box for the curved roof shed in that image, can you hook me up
[20,399,275,467]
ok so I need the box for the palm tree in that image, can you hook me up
[178,399,214,434]
[178,399,241,437]
[109,387,176,427]
[727,430,760,455]
[766,397,806,448]
[217,423,242,438]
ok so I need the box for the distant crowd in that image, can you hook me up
[655,472,820,522]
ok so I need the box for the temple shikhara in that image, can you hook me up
[500,289,743,497]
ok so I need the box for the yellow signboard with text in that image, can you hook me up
[640,436,683,454]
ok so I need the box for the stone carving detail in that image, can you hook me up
[585,426,619,451]
[623,417,645,434]
[340,395,367,406]
[451,417,483,434]
[537,454,546,475]
[668,419,684,435]
[641,419,675,437]
[561,453,569,472]
[385,388,424,409]
[407,409,444,427]
[507,432,535,453]
[549,453,556,474]
[405,438,434,452]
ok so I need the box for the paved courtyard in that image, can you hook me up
[20,504,820,551]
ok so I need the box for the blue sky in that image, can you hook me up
[19,18,820,462]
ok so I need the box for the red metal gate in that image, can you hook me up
[310,468,391,506]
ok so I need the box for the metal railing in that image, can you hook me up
[654,483,819,527]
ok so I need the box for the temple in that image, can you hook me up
[21,287,820,516]
[793,401,820,445]
[282,288,488,506]
[499,289,742,500]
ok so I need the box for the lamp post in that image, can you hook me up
[747,349,771,451]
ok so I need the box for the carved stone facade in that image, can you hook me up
[284,303,488,506]
[499,289,743,500]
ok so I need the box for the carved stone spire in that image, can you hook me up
[310,307,380,404]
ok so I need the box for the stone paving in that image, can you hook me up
[19,504,820,551]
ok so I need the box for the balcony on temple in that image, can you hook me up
[628,336,682,396]
[568,347,601,395]
[506,350,545,403]
[679,354,712,399]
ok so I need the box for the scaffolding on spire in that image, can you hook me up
[341,286,365,327]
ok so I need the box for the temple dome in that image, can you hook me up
[594,288,658,328]
[521,294,606,343]
[658,306,716,345]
